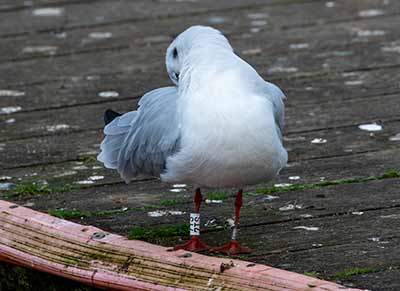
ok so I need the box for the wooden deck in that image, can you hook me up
[0,0,399,290]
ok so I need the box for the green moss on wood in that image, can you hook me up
[47,209,92,219]
[77,155,98,165]
[6,182,51,198]
[330,267,379,281]
[381,169,400,179]
[303,271,320,278]
[47,207,133,220]
[94,208,130,216]
[256,169,400,195]
[159,198,185,207]
[128,224,189,241]
[207,191,229,201]
[5,181,75,199]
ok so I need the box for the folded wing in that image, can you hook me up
[262,81,286,140]
[97,86,181,182]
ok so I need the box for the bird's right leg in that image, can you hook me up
[211,189,251,255]
[174,188,210,252]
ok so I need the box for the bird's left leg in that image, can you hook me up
[173,188,210,252]
[211,189,251,255]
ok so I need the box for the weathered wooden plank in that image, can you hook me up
[285,93,400,133]
[346,269,400,291]
[0,0,320,37]
[1,1,399,64]
[0,72,158,114]
[1,22,399,94]
[2,64,400,119]
[2,40,400,116]
[247,212,400,276]
[0,0,99,13]
[43,175,400,233]
[258,235,400,290]
[2,0,398,40]
[1,10,399,128]
[216,205,400,259]
[0,199,362,291]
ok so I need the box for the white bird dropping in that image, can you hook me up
[32,7,64,16]
[358,123,382,132]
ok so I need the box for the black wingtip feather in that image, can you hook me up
[104,109,122,125]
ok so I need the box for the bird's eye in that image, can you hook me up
[172,48,178,59]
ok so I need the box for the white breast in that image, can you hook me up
[162,71,287,187]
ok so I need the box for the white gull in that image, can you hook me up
[97,26,287,255]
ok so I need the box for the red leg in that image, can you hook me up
[174,188,210,252]
[211,189,251,255]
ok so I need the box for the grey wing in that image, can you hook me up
[97,86,180,182]
[262,81,286,140]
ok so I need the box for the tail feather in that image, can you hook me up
[104,109,122,125]
[98,110,137,171]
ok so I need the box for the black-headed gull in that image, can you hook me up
[98,26,287,255]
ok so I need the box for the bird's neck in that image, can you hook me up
[179,49,237,94]
[185,46,235,67]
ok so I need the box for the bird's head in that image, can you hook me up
[165,26,232,85]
